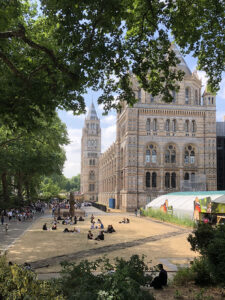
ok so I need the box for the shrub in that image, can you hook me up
[59,255,155,300]
[173,266,195,286]
[142,208,194,227]
[0,255,64,300]
[188,223,225,285]
[173,257,212,286]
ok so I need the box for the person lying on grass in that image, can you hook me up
[119,218,130,224]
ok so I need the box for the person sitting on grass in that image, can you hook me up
[150,264,167,289]
[90,222,95,229]
[95,230,104,241]
[79,216,84,221]
[42,223,47,230]
[52,224,57,230]
[87,230,93,239]
[105,225,115,233]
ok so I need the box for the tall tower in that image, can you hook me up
[80,103,101,201]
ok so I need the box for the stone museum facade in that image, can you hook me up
[81,49,217,211]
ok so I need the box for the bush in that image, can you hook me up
[0,255,64,300]
[173,266,195,286]
[188,223,225,285]
[59,255,155,300]
[142,208,194,227]
[173,257,212,286]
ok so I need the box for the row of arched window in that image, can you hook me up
[146,119,196,133]
[89,159,95,165]
[138,87,201,105]
[145,144,196,164]
[145,172,196,188]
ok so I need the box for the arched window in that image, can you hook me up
[195,90,198,104]
[166,119,170,131]
[146,119,150,131]
[185,120,189,132]
[184,145,196,164]
[185,87,190,104]
[184,151,189,164]
[171,172,176,188]
[192,120,196,132]
[190,150,195,164]
[152,172,157,188]
[92,159,95,165]
[89,159,92,165]
[184,173,189,180]
[172,90,176,103]
[145,144,157,163]
[89,171,95,180]
[165,145,176,163]
[212,97,214,104]
[146,172,150,188]
[138,89,141,100]
[153,119,157,131]
[146,149,150,162]
[165,173,170,188]
[172,119,176,132]
[165,150,170,163]
[150,95,154,102]
[152,150,157,163]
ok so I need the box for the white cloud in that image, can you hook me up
[101,114,117,125]
[101,124,117,152]
[218,77,225,101]
[197,70,208,92]
[63,128,82,178]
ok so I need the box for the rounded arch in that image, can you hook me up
[185,87,191,104]
[164,143,177,163]
[145,143,158,164]
[183,144,197,164]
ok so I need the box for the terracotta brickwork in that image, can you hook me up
[81,52,217,211]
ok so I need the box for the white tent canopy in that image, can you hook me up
[146,191,225,219]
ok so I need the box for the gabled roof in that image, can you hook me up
[86,102,98,120]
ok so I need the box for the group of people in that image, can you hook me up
[1,202,46,234]
[119,218,130,224]
[87,215,116,241]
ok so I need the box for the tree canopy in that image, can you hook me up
[0,0,224,128]
[0,113,69,206]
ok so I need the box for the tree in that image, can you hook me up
[0,0,224,128]
[0,113,69,205]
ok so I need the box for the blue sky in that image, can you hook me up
[59,53,225,178]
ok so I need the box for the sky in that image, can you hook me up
[58,55,225,179]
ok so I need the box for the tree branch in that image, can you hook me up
[0,134,24,147]
[0,26,79,82]
[0,51,27,81]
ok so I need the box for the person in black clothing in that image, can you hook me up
[74,215,77,224]
[105,225,116,233]
[42,223,47,230]
[79,216,84,221]
[87,230,93,239]
[150,264,167,289]
[95,230,104,241]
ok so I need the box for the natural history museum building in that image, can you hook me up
[81,49,217,211]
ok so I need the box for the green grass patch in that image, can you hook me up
[141,208,194,228]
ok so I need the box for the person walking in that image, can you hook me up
[1,214,4,225]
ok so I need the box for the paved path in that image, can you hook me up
[0,211,51,253]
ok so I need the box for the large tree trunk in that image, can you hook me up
[17,172,24,203]
[1,172,10,202]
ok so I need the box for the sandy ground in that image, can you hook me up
[6,211,197,276]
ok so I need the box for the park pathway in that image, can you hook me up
[0,210,51,253]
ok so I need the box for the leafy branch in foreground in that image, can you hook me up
[0,0,224,128]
